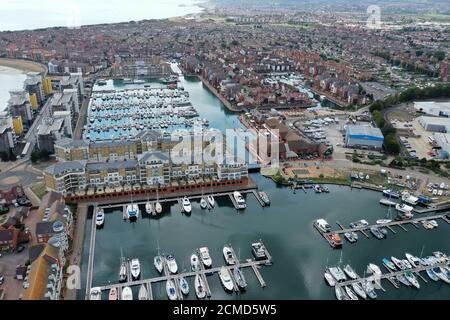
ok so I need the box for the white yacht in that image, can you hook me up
[166,255,178,274]
[154,255,163,274]
[367,263,382,277]
[95,209,105,228]
[138,284,149,300]
[195,275,207,299]
[233,191,246,209]
[199,247,212,268]
[223,246,236,265]
[179,277,189,296]
[405,253,421,268]
[145,202,153,215]
[314,219,332,233]
[155,202,163,214]
[207,195,215,208]
[182,197,192,213]
[191,254,201,272]
[130,259,141,280]
[218,267,234,292]
[121,286,133,300]
[324,271,336,286]
[343,265,358,280]
[90,287,102,300]
[166,280,178,300]
[352,282,367,299]
[126,204,140,220]
[396,203,414,214]
[200,198,208,210]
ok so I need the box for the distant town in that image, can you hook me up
[0,1,449,301]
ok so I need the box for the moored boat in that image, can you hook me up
[145,202,153,215]
[345,286,359,300]
[138,284,149,300]
[207,195,215,208]
[396,274,411,286]
[121,286,133,300]
[182,197,192,213]
[126,204,140,220]
[166,280,178,300]
[382,258,397,271]
[154,255,163,274]
[179,277,189,296]
[155,202,163,215]
[233,268,247,290]
[405,253,421,268]
[191,254,201,272]
[223,246,236,265]
[218,267,234,292]
[344,264,358,280]
[391,256,406,270]
[95,209,105,228]
[199,247,212,268]
[130,259,141,280]
[259,191,270,206]
[426,269,439,282]
[109,287,118,300]
[200,198,208,210]
[335,286,348,300]
[166,255,178,274]
[404,271,420,288]
[195,275,206,299]
[233,191,246,209]
[90,287,102,300]
[344,231,358,243]
[324,271,336,286]
[352,282,367,299]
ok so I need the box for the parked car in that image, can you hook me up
[16,246,25,253]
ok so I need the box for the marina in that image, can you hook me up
[86,241,273,300]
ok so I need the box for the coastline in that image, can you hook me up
[0,58,47,73]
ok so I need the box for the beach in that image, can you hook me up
[0,58,46,73]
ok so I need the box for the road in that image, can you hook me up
[74,91,91,139]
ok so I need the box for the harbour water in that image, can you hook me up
[0,66,26,112]
[80,69,450,300]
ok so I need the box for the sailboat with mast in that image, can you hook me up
[154,241,164,274]
[155,187,162,215]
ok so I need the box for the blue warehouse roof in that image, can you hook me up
[346,125,384,141]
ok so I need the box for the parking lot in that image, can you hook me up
[0,248,28,300]
[393,118,437,160]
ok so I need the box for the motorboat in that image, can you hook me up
[121,287,133,300]
[218,267,234,292]
[154,255,163,274]
[179,277,190,296]
[396,203,414,214]
[382,258,397,271]
[126,204,140,220]
[328,267,347,282]
[367,263,382,277]
[344,265,358,280]
[182,197,192,213]
[252,242,268,260]
[166,255,178,274]
[166,280,178,300]
[324,271,336,286]
[199,247,212,268]
[109,287,118,300]
[376,219,392,225]
[335,286,348,300]
[405,253,421,268]
[379,199,397,206]
[363,281,377,299]
[345,286,359,300]
[426,269,439,282]
[233,191,246,209]
[130,259,141,280]
[402,259,413,269]
[352,282,367,299]
[95,209,105,228]
[314,219,332,233]
[207,195,215,208]
[402,193,419,206]
[191,254,201,272]
[344,231,358,243]
[404,271,420,288]
[349,219,369,229]
[200,198,208,210]
[119,260,127,283]
[433,267,450,284]
[391,257,406,270]
[195,275,206,299]
[259,191,270,206]
[223,246,236,265]
[396,274,411,286]
[155,202,163,214]
[138,284,149,300]
[90,287,102,300]
[370,227,386,240]
[233,268,247,290]
[383,189,400,199]
[145,202,153,215]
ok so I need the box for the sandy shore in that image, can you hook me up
[0,58,47,73]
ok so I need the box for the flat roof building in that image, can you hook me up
[345,124,384,150]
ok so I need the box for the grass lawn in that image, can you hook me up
[31,183,48,200]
